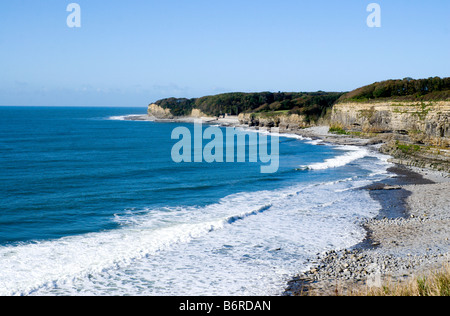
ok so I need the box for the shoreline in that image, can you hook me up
[124,115,450,296]
[282,134,450,295]
[211,119,450,296]
[116,114,243,127]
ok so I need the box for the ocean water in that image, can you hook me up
[0,106,392,296]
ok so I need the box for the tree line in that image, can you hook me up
[153,91,344,121]
[151,77,450,120]
[339,77,450,102]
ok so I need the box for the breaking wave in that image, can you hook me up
[299,146,371,170]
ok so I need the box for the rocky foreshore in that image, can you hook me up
[285,165,450,296]
[126,113,449,295]
[234,123,450,295]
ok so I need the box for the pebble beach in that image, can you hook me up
[285,156,450,295]
[126,117,450,296]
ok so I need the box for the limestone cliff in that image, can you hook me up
[148,103,174,119]
[190,109,208,118]
[330,101,450,171]
[148,104,208,119]
[331,101,450,146]
[238,112,320,130]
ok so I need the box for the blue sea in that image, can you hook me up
[0,106,392,296]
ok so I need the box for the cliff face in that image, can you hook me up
[331,101,450,171]
[190,109,208,118]
[148,103,174,119]
[148,104,209,119]
[238,113,312,130]
[331,101,450,147]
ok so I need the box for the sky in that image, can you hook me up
[0,0,449,107]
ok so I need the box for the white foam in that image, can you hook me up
[109,115,129,120]
[0,169,391,296]
[0,218,227,296]
[300,146,371,170]
[305,139,324,145]
[235,126,311,141]
[0,147,393,296]
[108,115,151,121]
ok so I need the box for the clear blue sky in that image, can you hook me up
[0,0,449,107]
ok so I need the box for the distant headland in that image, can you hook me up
[147,77,450,172]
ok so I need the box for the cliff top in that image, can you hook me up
[151,91,344,122]
[149,77,450,120]
[338,77,450,104]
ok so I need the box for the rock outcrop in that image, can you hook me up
[238,113,314,130]
[148,103,174,119]
[148,104,208,120]
[190,109,208,118]
[331,101,450,147]
[330,101,450,171]
[148,97,450,171]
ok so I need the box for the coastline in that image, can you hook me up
[285,165,450,296]
[114,114,242,127]
[282,130,450,295]
[124,114,449,296]
[213,120,450,296]
[199,118,450,296]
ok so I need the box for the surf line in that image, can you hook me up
[171,120,280,174]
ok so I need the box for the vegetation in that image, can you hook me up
[329,126,350,135]
[153,91,344,122]
[360,266,450,296]
[339,77,450,103]
[151,77,450,122]
[396,141,422,154]
[302,265,450,296]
